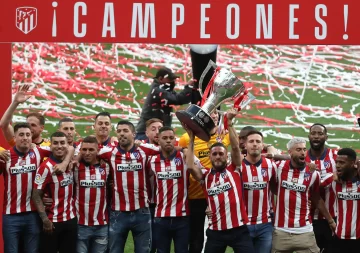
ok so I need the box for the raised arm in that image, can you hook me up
[152,81,194,106]
[226,109,242,167]
[264,153,291,161]
[183,125,203,182]
[0,85,32,142]
[0,150,10,166]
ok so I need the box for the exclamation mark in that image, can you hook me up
[343,4,348,40]
[52,1,58,37]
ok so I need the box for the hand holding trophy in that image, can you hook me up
[176,60,255,141]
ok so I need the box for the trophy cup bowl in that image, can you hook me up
[176,60,249,141]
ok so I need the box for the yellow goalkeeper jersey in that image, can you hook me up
[178,132,230,199]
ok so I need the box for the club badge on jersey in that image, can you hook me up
[323,161,331,170]
[132,151,141,160]
[216,135,224,143]
[98,167,105,175]
[60,174,73,187]
[29,151,35,159]
[261,169,268,178]
[304,172,311,181]
[174,158,182,166]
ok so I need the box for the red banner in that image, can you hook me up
[0,0,358,44]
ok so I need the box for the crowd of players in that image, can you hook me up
[0,72,359,253]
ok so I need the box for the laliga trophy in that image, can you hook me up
[176,60,255,141]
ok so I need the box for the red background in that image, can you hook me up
[0,0,359,44]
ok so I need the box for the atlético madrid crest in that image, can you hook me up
[16,7,37,34]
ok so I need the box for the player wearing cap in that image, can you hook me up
[135,67,195,140]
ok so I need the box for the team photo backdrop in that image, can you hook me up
[9,43,360,151]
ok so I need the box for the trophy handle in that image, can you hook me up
[198,60,218,97]
[216,92,256,114]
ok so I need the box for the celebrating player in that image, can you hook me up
[321,148,360,253]
[98,120,159,253]
[186,109,255,253]
[272,138,335,253]
[32,132,77,253]
[241,130,277,253]
[74,136,110,253]
[0,123,51,253]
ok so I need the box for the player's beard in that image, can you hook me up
[31,132,40,141]
[151,136,159,145]
[211,160,227,171]
[339,167,354,181]
[119,137,131,148]
[293,155,306,167]
[248,149,261,158]
[309,139,325,151]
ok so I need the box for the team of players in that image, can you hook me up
[0,86,359,253]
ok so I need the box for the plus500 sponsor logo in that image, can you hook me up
[338,192,360,200]
[10,164,36,174]
[157,171,182,180]
[117,163,142,172]
[281,181,306,192]
[243,182,267,190]
[80,180,105,188]
[207,182,232,196]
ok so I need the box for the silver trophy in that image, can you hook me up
[176,60,255,141]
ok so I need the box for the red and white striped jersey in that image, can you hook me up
[241,158,276,224]
[274,160,320,230]
[99,143,159,211]
[148,151,189,217]
[34,156,76,223]
[322,175,360,239]
[203,163,249,231]
[74,161,110,226]
[1,147,50,214]
[146,172,157,204]
[144,143,159,205]
[306,148,337,219]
